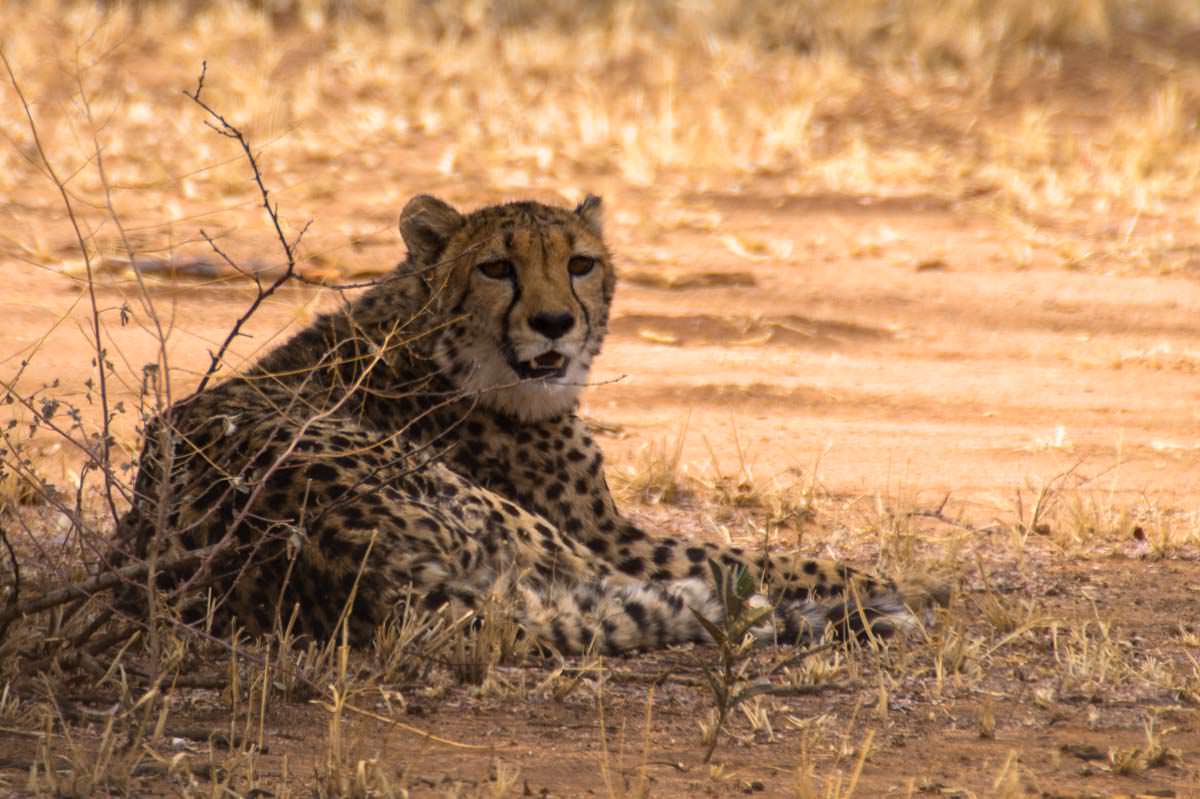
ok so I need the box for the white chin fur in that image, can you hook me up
[481,378,583,422]
[442,340,590,422]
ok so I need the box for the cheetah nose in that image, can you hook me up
[528,311,576,339]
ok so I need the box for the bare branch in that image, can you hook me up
[75,49,175,419]
[183,62,310,397]
[0,542,223,628]
[2,50,121,525]
[0,524,19,643]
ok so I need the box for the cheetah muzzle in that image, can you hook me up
[513,350,569,380]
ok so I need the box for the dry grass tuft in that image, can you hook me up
[613,419,693,506]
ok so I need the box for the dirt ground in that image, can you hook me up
[2,4,1200,797]
[8,181,1200,509]
[4,179,1199,797]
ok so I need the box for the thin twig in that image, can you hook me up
[75,46,176,428]
[905,493,1002,535]
[0,524,19,643]
[2,50,121,525]
[766,639,841,675]
[184,61,308,397]
[0,543,222,628]
[333,700,492,750]
[294,273,387,291]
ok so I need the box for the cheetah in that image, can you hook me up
[116,194,940,654]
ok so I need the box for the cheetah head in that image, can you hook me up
[398,194,615,422]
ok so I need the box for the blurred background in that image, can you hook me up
[1,1,1198,513]
[3,0,1199,277]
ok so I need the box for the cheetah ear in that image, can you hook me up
[399,195,464,263]
[574,194,603,236]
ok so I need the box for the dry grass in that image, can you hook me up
[2,0,1199,290]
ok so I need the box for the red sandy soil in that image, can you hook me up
[2,182,1199,796]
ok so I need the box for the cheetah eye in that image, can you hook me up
[568,256,597,277]
[477,259,515,280]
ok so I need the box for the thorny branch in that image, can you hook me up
[2,50,122,526]
[75,50,175,418]
[184,60,308,397]
[0,60,348,671]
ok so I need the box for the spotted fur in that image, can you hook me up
[116,195,940,653]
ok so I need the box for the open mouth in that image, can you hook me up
[513,351,569,380]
